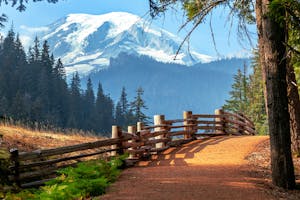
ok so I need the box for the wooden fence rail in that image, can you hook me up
[9,109,256,188]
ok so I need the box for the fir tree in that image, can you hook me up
[51,58,68,127]
[53,58,66,80]
[33,36,40,62]
[115,87,132,127]
[130,87,149,123]
[82,78,96,131]
[67,72,82,129]
[95,82,114,135]
[223,64,249,113]
[223,52,268,135]
[247,50,268,135]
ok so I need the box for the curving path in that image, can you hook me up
[100,136,274,200]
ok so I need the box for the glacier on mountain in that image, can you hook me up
[39,12,214,75]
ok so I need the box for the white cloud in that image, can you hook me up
[20,25,49,33]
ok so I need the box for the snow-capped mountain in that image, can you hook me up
[39,12,213,75]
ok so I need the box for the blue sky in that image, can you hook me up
[1,0,257,58]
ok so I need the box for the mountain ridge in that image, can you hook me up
[39,12,214,75]
[85,53,249,119]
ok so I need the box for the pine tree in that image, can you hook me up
[53,58,66,80]
[51,58,68,127]
[95,82,114,135]
[223,64,249,113]
[130,87,149,123]
[115,87,132,127]
[247,50,268,135]
[0,27,16,105]
[82,78,96,131]
[115,101,123,125]
[33,36,41,62]
[67,72,82,129]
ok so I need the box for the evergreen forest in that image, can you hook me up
[0,29,148,136]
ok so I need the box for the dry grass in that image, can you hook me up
[0,123,105,152]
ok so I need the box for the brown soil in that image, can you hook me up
[246,139,300,199]
[100,136,277,200]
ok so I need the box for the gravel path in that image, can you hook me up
[100,136,274,200]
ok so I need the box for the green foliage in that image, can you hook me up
[223,64,249,113]
[130,87,150,123]
[223,50,268,135]
[246,50,268,135]
[183,0,203,20]
[0,148,10,185]
[269,0,300,27]
[0,29,118,135]
[4,156,126,200]
[115,87,136,128]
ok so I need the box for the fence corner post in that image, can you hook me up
[10,148,20,187]
[215,109,226,134]
[128,125,137,159]
[183,111,193,139]
[111,126,123,156]
[154,115,165,149]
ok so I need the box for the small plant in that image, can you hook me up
[4,155,127,200]
[0,148,10,185]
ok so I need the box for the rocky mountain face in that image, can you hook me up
[41,12,213,75]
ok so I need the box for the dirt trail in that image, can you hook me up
[100,136,274,200]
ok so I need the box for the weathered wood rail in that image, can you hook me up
[9,109,256,188]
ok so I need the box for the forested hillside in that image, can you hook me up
[0,29,147,135]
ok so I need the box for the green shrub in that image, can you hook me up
[4,155,127,200]
[0,148,10,185]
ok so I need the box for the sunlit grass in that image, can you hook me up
[0,123,105,151]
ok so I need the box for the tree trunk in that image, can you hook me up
[255,0,295,189]
[287,63,300,156]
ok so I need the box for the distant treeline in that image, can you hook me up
[0,29,148,136]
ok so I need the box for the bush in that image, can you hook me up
[4,155,127,200]
[0,148,10,185]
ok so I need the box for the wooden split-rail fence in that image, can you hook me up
[9,109,255,188]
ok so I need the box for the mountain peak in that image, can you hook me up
[65,12,141,37]
[40,12,214,75]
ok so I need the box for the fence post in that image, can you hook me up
[215,109,226,134]
[10,148,20,187]
[128,125,137,159]
[137,122,144,132]
[183,111,193,139]
[154,115,165,149]
[111,126,123,156]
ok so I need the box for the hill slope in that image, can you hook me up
[86,54,249,118]
[0,124,102,152]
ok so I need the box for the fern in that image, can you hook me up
[4,155,127,200]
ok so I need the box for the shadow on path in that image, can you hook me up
[99,136,274,200]
[139,136,232,167]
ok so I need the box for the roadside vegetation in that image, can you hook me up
[1,154,127,200]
